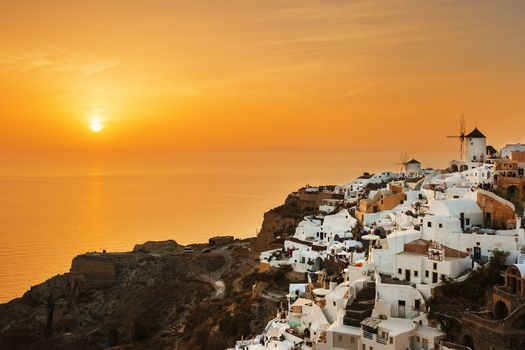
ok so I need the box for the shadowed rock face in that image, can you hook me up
[0,240,217,350]
[0,237,290,350]
[69,254,117,290]
[0,191,304,350]
[133,239,184,254]
[253,194,318,253]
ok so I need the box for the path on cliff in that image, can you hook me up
[198,245,233,299]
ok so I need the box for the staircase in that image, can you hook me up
[321,306,333,324]
[343,283,376,327]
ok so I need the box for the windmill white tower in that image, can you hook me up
[396,153,421,178]
[465,127,486,163]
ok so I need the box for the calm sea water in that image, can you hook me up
[0,149,433,302]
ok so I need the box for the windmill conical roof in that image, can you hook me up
[466,127,486,138]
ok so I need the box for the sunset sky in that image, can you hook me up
[1,1,525,153]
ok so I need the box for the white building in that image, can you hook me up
[422,198,525,263]
[393,240,472,286]
[500,143,525,158]
[460,164,494,187]
[316,312,360,350]
[359,273,446,350]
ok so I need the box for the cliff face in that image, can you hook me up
[0,241,221,349]
[253,193,319,252]
[0,190,310,350]
[0,238,296,350]
[69,254,118,290]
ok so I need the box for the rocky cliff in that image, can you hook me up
[252,193,319,252]
[0,191,309,350]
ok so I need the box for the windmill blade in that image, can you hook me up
[460,114,465,137]
[400,152,408,164]
[398,153,408,174]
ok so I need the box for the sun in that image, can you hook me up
[89,118,104,133]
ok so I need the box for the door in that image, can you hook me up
[415,299,421,316]
[398,300,406,318]
[405,269,411,282]
[432,272,438,283]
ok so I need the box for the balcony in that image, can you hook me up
[377,337,388,345]
[363,330,374,340]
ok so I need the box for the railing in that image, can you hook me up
[376,337,388,345]
[363,331,374,340]
[441,340,472,350]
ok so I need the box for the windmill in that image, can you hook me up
[396,152,409,175]
[447,114,467,159]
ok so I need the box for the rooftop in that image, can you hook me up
[466,127,486,139]
[398,250,466,261]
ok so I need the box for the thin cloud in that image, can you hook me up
[0,49,118,80]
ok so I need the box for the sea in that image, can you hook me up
[0,149,444,302]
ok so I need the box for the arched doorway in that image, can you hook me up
[460,165,468,172]
[463,334,475,349]
[507,185,519,200]
[450,164,459,172]
[494,301,509,320]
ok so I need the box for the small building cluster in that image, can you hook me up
[230,126,525,350]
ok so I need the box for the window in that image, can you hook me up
[351,337,355,344]
[398,268,402,274]
[466,218,471,225]
[333,301,336,307]
[439,223,443,228]
[433,263,437,270]
[425,270,429,278]
[427,221,432,228]
[390,337,393,344]
[338,335,343,342]
[414,270,419,277]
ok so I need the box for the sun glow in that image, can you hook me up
[89,118,104,133]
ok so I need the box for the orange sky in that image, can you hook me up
[1,1,525,153]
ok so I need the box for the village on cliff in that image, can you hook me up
[230,121,525,350]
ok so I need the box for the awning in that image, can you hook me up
[361,317,382,329]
